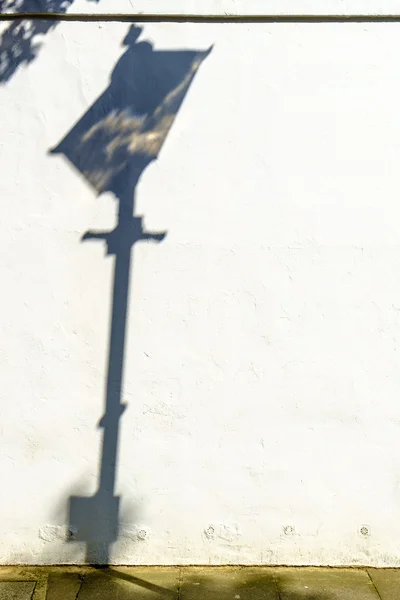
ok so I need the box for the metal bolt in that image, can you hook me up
[204,525,215,539]
[66,527,76,540]
[283,525,295,535]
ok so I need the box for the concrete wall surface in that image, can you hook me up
[1,13,400,567]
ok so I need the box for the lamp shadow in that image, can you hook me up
[50,24,211,565]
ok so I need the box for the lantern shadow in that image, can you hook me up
[50,24,211,564]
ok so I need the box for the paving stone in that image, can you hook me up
[367,569,400,600]
[275,568,380,600]
[180,567,277,600]
[0,566,395,600]
[45,573,83,600]
[0,581,36,600]
[77,567,180,599]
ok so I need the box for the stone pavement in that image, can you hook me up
[0,566,398,599]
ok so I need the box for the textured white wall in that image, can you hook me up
[1,17,400,566]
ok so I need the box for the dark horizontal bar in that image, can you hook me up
[2,13,400,23]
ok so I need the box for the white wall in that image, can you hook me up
[1,14,400,566]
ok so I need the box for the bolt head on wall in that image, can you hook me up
[359,525,371,537]
[283,525,295,536]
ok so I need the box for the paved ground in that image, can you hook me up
[0,566,398,599]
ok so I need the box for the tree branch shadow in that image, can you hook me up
[0,0,100,84]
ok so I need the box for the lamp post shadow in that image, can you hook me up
[50,24,211,565]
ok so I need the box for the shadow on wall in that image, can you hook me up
[0,0,100,83]
[49,24,211,565]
